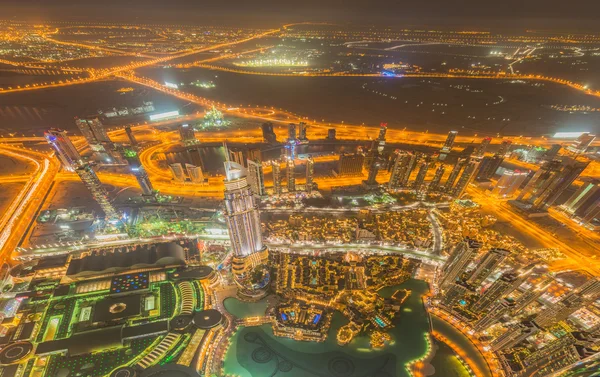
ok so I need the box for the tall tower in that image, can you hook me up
[179,124,197,144]
[169,163,186,182]
[123,148,154,196]
[286,157,296,192]
[186,164,205,184]
[453,157,480,197]
[124,126,138,146]
[466,248,510,287]
[287,123,296,142]
[388,150,411,189]
[272,161,282,195]
[298,122,308,142]
[247,159,266,196]
[377,123,387,152]
[75,116,111,145]
[429,164,446,192]
[496,140,512,157]
[305,157,314,194]
[492,170,528,198]
[401,152,418,186]
[223,149,269,297]
[476,137,492,157]
[75,164,119,220]
[441,131,458,153]
[471,270,526,312]
[438,238,481,290]
[445,158,465,191]
[413,158,430,192]
[44,128,82,171]
[476,155,503,181]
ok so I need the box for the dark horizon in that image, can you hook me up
[2,0,600,31]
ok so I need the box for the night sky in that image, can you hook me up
[1,0,599,30]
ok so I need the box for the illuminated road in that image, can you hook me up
[0,145,59,262]
[467,186,600,276]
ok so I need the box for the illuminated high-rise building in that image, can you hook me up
[476,137,492,157]
[467,247,510,287]
[286,157,296,192]
[453,157,480,197]
[75,163,119,220]
[298,122,308,141]
[517,158,588,211]
[490,321,540,352]
[335,153,365,177]
[377,123,387,152]
[179,124,196,143]
[122,148,154,195]
[228,148,246,168]
[400,152,418,186]
[247,159,265,196]
[327,128,336,140]
[44,128,82,171]
[305,157,314,194]
[223,150,269,297]
[439,238,481,290]
[185,163,205,184]
[413,158,430,192]
[471,271,525,312]
[287,123,296,142]
[428,164,446,192]
[262,122,277,144]
[75,116,111,145]
[542,144,561,161]
[567,132,596,154]
[476,155,503,181]
[441,131,458,153]
[388,150,412,189]
[444,158,465,191]
[272,161,282,195]
[124,126,138,146]
[363,153,380,188]
[492,170,528,198]
[473,298,515,331]
[511,276,554,315]
[496,140,512,157]
[169,163,186,182]
[562,180,600,220]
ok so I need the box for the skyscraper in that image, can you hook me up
[492,170,529,198]
[401,152,418,186]
[444,158,465,191]
[413,158,430,192]
[476,137,492,157]
[567,133,596,154]
[439,238,481,290]
[305,157,314,194]
[228,148,246,168]
[286,157,295,192]
[185,163,205,184]
[517,158,589,211]
[496,140,512,157]
[287,123,296,142]
[428,164,446,192]
[542,144,561,161]
[453,157,480,197]
[262,122,277,144]
[122,148,154,195]
[298,122,308,142]
[335,153,365,177]
[169,163,186,182]
[75,116,111,145]
[377,123,387,152]
[441,131,458,153]
[327,128,336,140]
[247,159,266,196]
[179,124,196,143]
[223,151,269,296]
[44,128,82,171]
[75,164,119,220]
[272,161,282,195]
[476,155,503,181]
[562,180,600,220]
[466,248,510,287]
[124,126,138,146]
[363,154,380,188]
[388,151,411,189]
